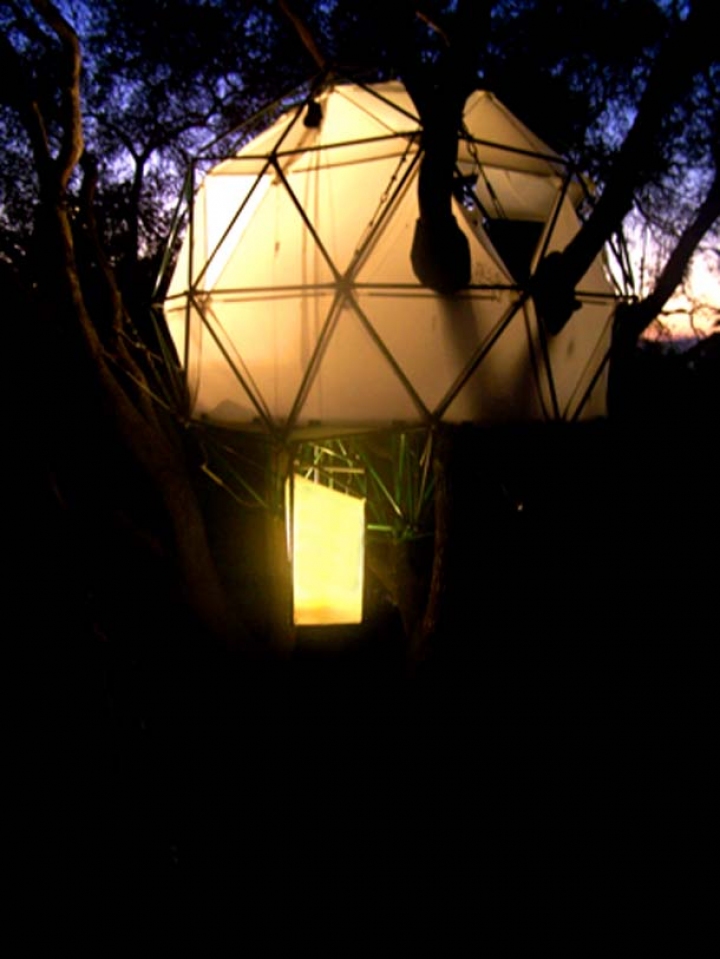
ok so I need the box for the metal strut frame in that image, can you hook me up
[153,72,635,548]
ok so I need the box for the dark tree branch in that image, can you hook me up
[7,0,55,50]
[565,2,715,282]
[617,167,720,343]
[0,28,52,181]
[408,0,492,292]
[278,0,327,70]
[88,116,143,162]
[77,153,125,338]
[31,0,83,190]
[534,1,718,334]
[2,3,235,641]
[415,9,449,46]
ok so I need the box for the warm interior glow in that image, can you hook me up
[289,474,365,626]
[165,81,619,433]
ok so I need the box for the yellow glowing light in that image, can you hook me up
[289,474,365,626]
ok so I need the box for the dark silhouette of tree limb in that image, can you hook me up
[6,0,236,643]
[616,167,720,345]
[533,0,718,336]
[278,0,327,70]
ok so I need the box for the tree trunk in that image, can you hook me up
[36,197,235,644]
[7,2,237,648]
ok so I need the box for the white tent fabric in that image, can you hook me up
[164,81,618,436]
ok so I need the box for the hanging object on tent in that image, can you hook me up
[162,79,626,438]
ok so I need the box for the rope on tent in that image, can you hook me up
[351,130,419,264]
[464,125,506,221]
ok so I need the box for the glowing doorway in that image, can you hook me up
[288,474,365,625]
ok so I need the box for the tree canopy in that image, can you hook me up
[2,0,717,336]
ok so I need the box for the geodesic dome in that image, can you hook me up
[162,79,621,439]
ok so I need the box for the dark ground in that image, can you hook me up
[15,340,717,933]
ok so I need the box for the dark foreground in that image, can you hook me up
[16,405,717,934]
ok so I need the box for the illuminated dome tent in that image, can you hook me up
[161,79,626,626]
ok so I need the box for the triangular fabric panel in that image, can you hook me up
[337,82,421,132]
[357,288,516,418]
[443,302,548,424]
[165,297,267,426]
[460,91,563,175]
[472,168,562,222]
[199,290,338,427]
[294,299,425,429]
[210,171,338,291]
